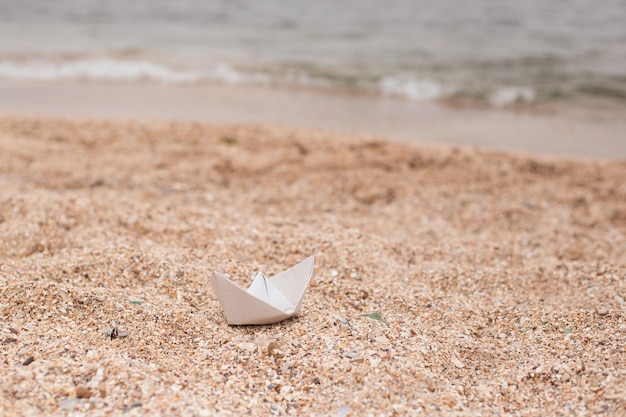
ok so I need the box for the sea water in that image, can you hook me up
[0,0,624,108]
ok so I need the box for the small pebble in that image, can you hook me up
[104,327,117,339]
[123,402,142,412]
[75,386,91,399]
[267,341,281,357]
[270,402,286,416]
[104,327,129,339]
[451,356,465,369]
[344,351,358,359]
[22,356,34,366]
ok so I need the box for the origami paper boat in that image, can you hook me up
[211,256,314,325]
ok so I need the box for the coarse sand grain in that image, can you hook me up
[0,116,625,416]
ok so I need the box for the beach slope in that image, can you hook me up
[1,116,625,415]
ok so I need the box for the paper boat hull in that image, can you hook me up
[211,256,314,325]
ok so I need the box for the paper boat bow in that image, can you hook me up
[211,256,314,325]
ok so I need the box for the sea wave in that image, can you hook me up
[205,62,270,85]
[488,86,536,107]
[0,59,202,83]
[0,58,279,87]
[378,75,451,101]
[0,57,544,107]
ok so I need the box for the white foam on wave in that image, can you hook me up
[489,86,536,107]
[206,62,270,84]
[378,74,450,100]
[0,59,202,83]
[0,58,276,87]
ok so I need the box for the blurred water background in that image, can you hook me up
[0,0,624,109]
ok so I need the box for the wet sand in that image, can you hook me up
[1,115,625,415]
[1,79,625,158]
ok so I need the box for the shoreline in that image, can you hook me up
[1,79,625,159]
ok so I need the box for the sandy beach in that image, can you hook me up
[1,113,625,415]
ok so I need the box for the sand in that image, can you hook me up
[0,115,625,416]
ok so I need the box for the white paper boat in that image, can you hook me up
[211,256,314,325]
